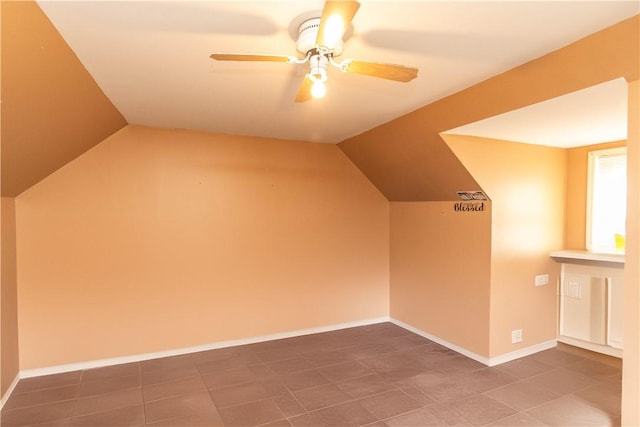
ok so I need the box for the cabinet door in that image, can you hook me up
[560,272,607,345]
[607,276,624,349]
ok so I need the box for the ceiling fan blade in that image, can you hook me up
[316,0,360,50]
[295,76,313,103]
[210,53,293,63]
[342,60,418,82]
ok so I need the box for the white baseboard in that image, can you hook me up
[488,339,558,366]
[390,317,557,367]
[19,316,390,379]
[0,373,20,410]
[557,335,623,358]
[15,315,555,401]
[390,318,491,365]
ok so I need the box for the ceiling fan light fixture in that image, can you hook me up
[309,54,329,83]
[311,80,327,99]
[210,1,418,103]
[309,54,328,99]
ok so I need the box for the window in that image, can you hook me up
[587,146,627,253]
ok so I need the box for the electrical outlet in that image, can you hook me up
[535,274,549,286]
[511,329,523,344]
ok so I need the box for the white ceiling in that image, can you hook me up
[444,78,629,147]
[36,1,638,145]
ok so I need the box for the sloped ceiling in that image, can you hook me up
[1,1,126,197]
[339,15,639,200]
[1,1,638,199]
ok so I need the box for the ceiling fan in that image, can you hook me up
[210,0,418,102]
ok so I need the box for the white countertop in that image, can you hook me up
[550,249,625,264]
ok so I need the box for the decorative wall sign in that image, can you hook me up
[455,191,487,212]
[456,190,488,201]
[454,201,486,212]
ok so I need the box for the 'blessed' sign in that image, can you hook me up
[454,202,485,212]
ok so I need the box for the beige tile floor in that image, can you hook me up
[1,322,622,426]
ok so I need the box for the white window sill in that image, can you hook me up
[550,250,624,265]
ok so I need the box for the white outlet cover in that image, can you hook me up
[535,274,549,286]
[511,329,523,343]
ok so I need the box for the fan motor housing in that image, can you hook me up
[296,18,344,57]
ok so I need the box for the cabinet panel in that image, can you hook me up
[607,276,624,349]
[560,273,607,344]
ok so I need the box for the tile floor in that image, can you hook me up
[1,322,622,426]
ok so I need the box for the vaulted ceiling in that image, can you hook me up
[1,1,638,198]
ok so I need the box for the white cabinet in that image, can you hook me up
[551,250,624,358]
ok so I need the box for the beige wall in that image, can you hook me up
[622,79,639,426]
[444,135,566,357]
[1,197,20,398]
[15,125,390,370]
[566,140,626,250]
[390,201,492,356]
